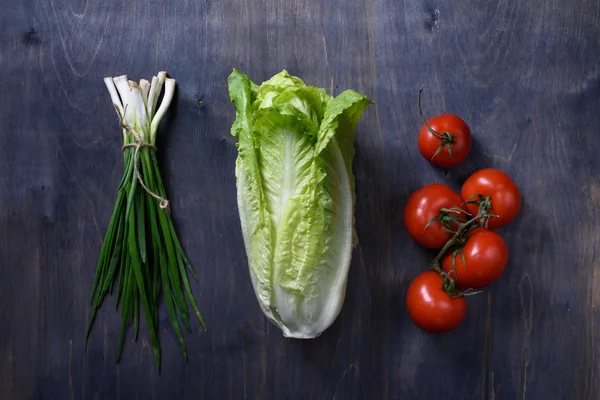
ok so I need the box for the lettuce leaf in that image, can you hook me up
[228,69,371,338]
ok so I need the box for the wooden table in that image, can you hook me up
[1,0,599,399]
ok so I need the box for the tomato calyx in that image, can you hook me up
[463,194,500,228]
[418,85,456,161]
[423,207,468,234]
[427,195,495,297]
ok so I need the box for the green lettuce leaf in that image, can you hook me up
[228,68,371,338]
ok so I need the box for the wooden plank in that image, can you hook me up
[0,0,599,398]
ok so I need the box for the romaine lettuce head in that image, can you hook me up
[228,69,371,338]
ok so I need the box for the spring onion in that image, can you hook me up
[86,71,206,372]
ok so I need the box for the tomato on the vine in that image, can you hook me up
[441,228,508,289]
[404,184,464,248]
[418,87,471,168]
[461,168,521,229]
[406,271,467,333]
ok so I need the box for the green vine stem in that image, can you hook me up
[428,195,494,297]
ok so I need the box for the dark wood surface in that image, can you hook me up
[1,0,599,399]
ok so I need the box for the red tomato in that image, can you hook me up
[404,184,464,248]
[406,271,467,333]
[461,169,521,229]
[441,228,508,289]
[418,114,471,168]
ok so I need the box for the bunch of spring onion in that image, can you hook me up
[86,71,206,372]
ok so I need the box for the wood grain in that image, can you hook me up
[1,0,599,398]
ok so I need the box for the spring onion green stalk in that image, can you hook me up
[86,71,206,372]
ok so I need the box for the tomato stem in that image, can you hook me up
[418,85,456,161]
[429,195,494,296]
